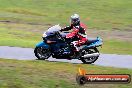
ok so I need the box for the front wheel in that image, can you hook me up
[34,47,51,60]
[80,48,99,64]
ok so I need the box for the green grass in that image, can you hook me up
[0,0,131,30]
[0,22,46,48]
[100,40,132,55]
[0,58,132,88]
[0,26,39,48]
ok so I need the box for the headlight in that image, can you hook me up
[47,40,56,44]
[42,32,47,37]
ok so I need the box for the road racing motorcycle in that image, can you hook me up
[34,25,103,64]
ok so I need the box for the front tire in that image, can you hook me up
[34,47,51,60]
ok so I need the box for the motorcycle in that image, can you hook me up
[34,24,103,64]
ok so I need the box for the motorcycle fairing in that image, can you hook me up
[83,37,103,49]
[36,41,50,49]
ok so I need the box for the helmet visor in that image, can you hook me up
[71,18,77,23]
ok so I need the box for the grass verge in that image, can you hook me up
[0,58,132,88]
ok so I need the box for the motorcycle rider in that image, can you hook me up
[61,14,88,52]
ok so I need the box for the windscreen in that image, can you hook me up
[47,24,61,33]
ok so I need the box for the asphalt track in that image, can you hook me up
[0,46,132,69]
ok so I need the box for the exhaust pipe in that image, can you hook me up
[82,53,100,58]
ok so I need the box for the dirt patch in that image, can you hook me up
[0,21,132,41]
[87,29,132,41]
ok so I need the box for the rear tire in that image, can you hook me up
[80,48,99,64]
[34,47,51,60]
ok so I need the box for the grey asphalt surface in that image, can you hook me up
[0,46,132,69]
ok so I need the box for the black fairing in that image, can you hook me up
[43,32,74,59]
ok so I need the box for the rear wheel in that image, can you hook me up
[34,47,51,60]
[80,48,99,64]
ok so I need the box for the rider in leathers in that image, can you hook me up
[61,14,88,52]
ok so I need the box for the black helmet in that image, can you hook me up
[70,14,80,26]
